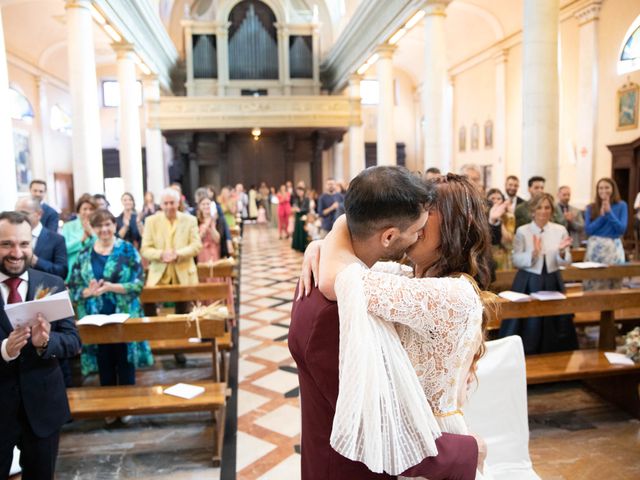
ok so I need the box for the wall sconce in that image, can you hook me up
[252,127,261,141]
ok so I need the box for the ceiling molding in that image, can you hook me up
[449,0,504,40]
[6,51,68,91]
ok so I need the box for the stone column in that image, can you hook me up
[66,0,104,197]
[421,1,450,173]
[34,77,54,188]
[183,21,194,96]
[333,141,345,181]
[115,43,144,207]
[376,44,396,166]
[143,75,165,198]
[347,75,365,179]
[494,49,508,187]
[312,23,321,95]
[216,23,229,96]
[521,0,560,192]
[0,7,17,210]
[277,24,291,95]
[574,1,601,207]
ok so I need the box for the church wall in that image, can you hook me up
[505,42,523,188]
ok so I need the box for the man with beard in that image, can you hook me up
[504,175,524,213]
[0,211,81,479]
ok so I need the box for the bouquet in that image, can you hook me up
[617,327,640,363]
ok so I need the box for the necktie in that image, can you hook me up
[4,277,23,304]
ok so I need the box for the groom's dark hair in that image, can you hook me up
[345,166,435,240]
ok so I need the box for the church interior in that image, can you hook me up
[1,0,640,479]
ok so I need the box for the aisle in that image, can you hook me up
[234,225,303,479]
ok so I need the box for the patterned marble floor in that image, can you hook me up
[46,224,639,479]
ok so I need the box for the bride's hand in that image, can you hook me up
[297,240,323,300]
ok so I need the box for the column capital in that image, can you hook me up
[575,1,602,26]
[421,1,450,17]
[493,48,509,65]
[348,73,362,85]
[375,44,396,60]
[64,0,92,11]
[112,42,136,60]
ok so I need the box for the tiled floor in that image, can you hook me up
[46,224,639,479]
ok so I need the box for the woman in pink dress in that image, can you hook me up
[277,184,292,239]
[196,196,221,263]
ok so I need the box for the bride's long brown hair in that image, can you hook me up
[421,173,499,377]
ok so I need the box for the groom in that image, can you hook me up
[289,166,481,479]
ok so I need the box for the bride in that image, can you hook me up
[300,174,496,479]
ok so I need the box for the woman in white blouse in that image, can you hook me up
[498,193,577,354]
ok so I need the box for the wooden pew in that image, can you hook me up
[68,316,228,464]
[491,262,640,292]
[141,282,230,304]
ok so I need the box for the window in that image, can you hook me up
[360,79,379,105]
[8,87,34,122]
[50,105,72,135]
[102,80,143,108]
[618,16,640,74]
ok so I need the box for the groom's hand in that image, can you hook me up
[470,433,487,473]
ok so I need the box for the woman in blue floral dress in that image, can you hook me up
[68,209,153,384]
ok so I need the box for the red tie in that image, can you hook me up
[4,277,23,304]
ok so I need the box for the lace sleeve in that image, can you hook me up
[371,261,413,277]
[362,271,480,334]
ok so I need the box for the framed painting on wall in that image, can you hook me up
[484,120,493,149]
[459,126,466,152]
[471,123,479,150]
[13,130,32,192]
[617,82,638,131]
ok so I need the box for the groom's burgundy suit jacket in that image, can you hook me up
[289,286,478,480]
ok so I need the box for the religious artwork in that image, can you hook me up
[458,126,466,152]
[13,130,32,192]
[484,120,493,149]
[617,81,638,130]
[471,122,479,150]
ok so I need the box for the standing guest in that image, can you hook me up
[583,178,628,291]
[515,176,565,228]
[500,193,577,354]
[248,185,259,221]
[291,185,310,252]
[15,197,68,280]
[140,191,160,223]
[424,167,441,180]
[196,196,222,263]
[276,185,291,239]
[195,187,233,258]
[116,192,143,249]
[235,183,249,223]
[68,210,152,404]
[93,194,110,211]
[259,182,271,222]
[269,186,279,229]
[460,164,483,192]
[317,178,344,237]
[504,175,524,213]
[62,194,97,282]
[0,211,81,480]
[170,182,191,213]
[307,188,318,214]
[556,186,584,248]
[219,187,237,229]
[29,179,59,232]
[486,188,515,270]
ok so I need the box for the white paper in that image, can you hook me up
[604,352,635,366]
[571,261,608,269]
[77,313,130,327]
[163,383,205,400]
[530,291,567,301]
[4,290,75,329]
[498,291,531,302]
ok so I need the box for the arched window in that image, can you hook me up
[618,15,640,74]
[228,1,278,80]
[8,87,34,123]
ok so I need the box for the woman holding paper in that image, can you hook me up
[498,193,577,354]
[68,209,153,397]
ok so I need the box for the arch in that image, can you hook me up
[217,0,286,24]
[448,0,505,41]
[8,85,35,121]
[37,40,67,71]
[618,14,640,75]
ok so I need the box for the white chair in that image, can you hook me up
[10,447,20,476]
[464,336,540,480]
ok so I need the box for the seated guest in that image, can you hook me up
[140,191,160,223]
[68,210,153,402]
[556,186,584,248]
[486,188,515,270]
[499,193,578,354]
[515,176,565,229]
[584,177,628,291]
[116,192,143,249]
[196,195,222,263]
[0,211,81,479]
[29,179,59,232]
[62,194,97,282]
[15,196,68,280]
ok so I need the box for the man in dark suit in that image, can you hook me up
[30,180,59,233]
[505,175,525,213]
[16,197,68,280]
[0,211,81,479]
[289,167,481,480]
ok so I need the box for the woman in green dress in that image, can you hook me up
[62,193,96,282]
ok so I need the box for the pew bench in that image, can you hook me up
[68,315,228,465]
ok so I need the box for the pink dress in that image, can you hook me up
[197,222,221,263]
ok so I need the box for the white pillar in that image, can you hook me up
[521,0,560,192]
[183,21,194,96]
[0,7,17,210]
[348,75,365,179]
[115,43,144,208]
[421,1,450,173]
[66,0,104,197]
[143,75,165,199]
[494,49,508,188]
[216,23,229,96]
[33,77,49,182]
[376,44,396,166]
[312,23,321,95]
[574,1,601,207]
[277,24,291,95]
[333,141,345,182]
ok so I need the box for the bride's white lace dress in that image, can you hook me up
[363,262,489,479]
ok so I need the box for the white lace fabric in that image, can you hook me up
[332,263,442,475]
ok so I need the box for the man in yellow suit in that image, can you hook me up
[141,187,202,362]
